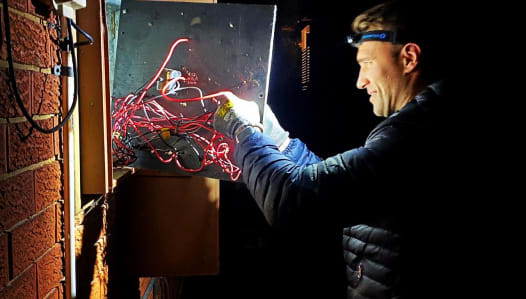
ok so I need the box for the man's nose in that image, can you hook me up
[356,71,368,90]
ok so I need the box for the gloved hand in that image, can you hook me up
[213,92,263,141]
[263,104,290,151]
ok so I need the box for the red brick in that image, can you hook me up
[1,12,5,60]
[41,285,62,299]
[0,70,8,117]
[32,72,60,115]
[0,170,35,231]
[53,117,60,157]
[91,276,102,299]
[11,206,55,277]
[7,0,27,11]
[55,202,62,242]
[43,286,59,299]
[8,118,54,171]
[0,125,6,175]
[43,287,58,299]
[0,264,37,299]
[0,233,8,289]
[6,11,49,67]
[48,24,60,67]
[34,161,61,211]
[57,282,63,299]
[37,243,63,299]
[0,68,32,118]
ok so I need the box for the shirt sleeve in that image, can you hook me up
[234,129,392,229]
[281,138,322,166]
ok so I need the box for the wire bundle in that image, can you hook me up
[112,38,241,181]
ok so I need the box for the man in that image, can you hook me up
[215,1,466,298]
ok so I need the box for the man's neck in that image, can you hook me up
[396,75,427,111]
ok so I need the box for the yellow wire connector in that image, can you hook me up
[160,128,171,139]
[156,68,182,91]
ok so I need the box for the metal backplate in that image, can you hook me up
[113,0,276,180]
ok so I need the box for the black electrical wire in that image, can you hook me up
[1,0,79,134]
[69,19,93,47]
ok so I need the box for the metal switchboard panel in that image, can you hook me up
[112,0,276,180]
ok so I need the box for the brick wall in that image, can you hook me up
[0,1,65,298]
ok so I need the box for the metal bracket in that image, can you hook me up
[58,20,94,51]
[53,64,73,77]
[58,39,71,52]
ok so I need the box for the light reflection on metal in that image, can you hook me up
[300,24,310,51]
[301,25,310,91]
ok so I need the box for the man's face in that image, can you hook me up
[356,41,405,117]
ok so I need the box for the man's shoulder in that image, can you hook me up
[365,104,423,143]
[379,80,452,130]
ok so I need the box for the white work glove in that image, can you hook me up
[263,104,290,151]
[213,92,263,141]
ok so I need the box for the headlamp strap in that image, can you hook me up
[347,30,403,47]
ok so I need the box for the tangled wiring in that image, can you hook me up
[112,38,241,181]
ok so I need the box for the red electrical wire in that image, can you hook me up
[112,38,241,181]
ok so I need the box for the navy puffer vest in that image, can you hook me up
[343,225,401,299]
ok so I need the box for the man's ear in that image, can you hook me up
[400,43,421,74]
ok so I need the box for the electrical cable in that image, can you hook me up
[69,18,93,47]
[112,38,241,180]
[2,0,80,134]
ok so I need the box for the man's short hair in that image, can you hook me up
[352,1,415,34]
[352,0,452,83]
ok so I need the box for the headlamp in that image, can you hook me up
[345,30,404,47]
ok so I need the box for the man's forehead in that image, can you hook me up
[356,41,391,60]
